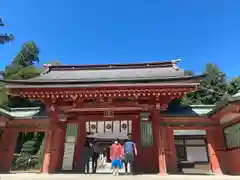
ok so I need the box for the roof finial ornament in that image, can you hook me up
[171,58,182,70]
[42,64,52,74]
[171,58,182,64]
[43,64,51,69]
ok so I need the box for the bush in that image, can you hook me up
[11,154,20,170]
[15,154,38,170]
[15,139,39,170]
[21,140,37,154]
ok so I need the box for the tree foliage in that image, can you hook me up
[20,139,38,155]
[14,133,45,170]
[183,63,228,105]
[15,139,39,169]
[227,76,240,95]
[3,41,40,80]
[0,41,41,106]
[184,70,194,76]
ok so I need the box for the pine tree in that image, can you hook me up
[183,63,228,105]
[15,138,39,169]
[0,41,41,106]
[228,77,240,95]
[3,41,40,80]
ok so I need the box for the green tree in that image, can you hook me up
[3,41,40,80]
[0,41,41,106]
[228,77,240,95]
[0,17,13,44]
[15,138,39,170]
[13,132,45,170]
[0,84,8,105]
[183,63,228,105]
[184,70,194,76]
[20,139,38,155]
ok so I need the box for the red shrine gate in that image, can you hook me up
[0,60,226,175]
[50,108,164,173]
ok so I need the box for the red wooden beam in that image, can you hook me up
[63,107,145,113]
[5,127,47,132]
[163,116,211,123]
[8,119,49,125]
[59,101,153,109]
[169,126,211,130]
[15,87,192,102]
[14,85,196,94]
[69,114,138,122]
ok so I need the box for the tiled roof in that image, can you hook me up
[0,107,47,119]
[0,59,205,86]
[161,104,215,116]
[33,66,185,82]
[230,90,240,101]
[32,60,184,82]
[207,91,240,117]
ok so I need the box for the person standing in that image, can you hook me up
[91,140,101,173]
[80,140,92,174]
[123,135,137,175]
[110,138,124,176]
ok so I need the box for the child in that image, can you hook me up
[110,138,124,176]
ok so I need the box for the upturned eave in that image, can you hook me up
[0,74,206,89]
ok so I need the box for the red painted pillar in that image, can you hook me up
[74,121,86,171]
[48,123,66,172]
[151,109,161,173]
[131,115,141,173]
[0,128,18,173]
[151,108,167,175]
[165,128,177,173]
[55,123,66,171]
[42,123,55,173]
[42,105,63,173]
[206,127,224,175]
[157,126,167,175]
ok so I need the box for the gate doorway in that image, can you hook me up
[11,131,45,173]
[174,130,211,175]
[85,120,132,173]
[61,117,136,174]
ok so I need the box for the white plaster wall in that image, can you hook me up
[174,130,206,136]
[186,146,208,162]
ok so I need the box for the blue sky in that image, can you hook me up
[0,0,239,79]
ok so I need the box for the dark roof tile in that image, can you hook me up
[1,59,205,87]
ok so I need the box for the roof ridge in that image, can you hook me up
[43,59,182,72]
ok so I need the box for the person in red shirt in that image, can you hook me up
[110,138,124,176]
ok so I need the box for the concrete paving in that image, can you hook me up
[0,174,240,180]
